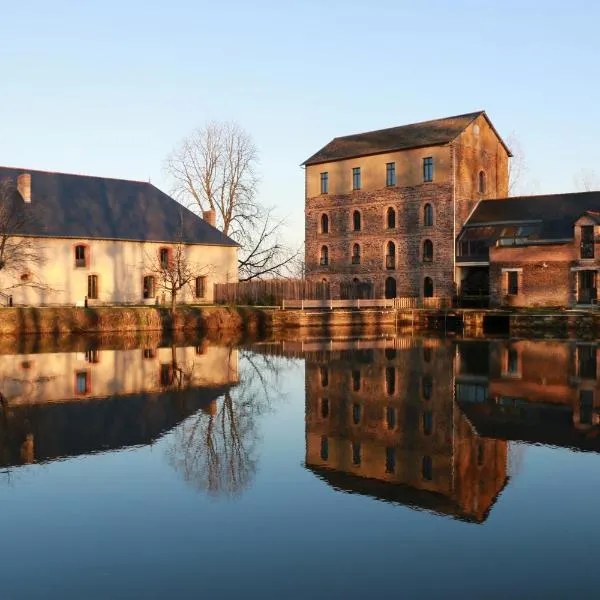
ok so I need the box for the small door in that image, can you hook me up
[385,277,397,299]
[578,270,597,304]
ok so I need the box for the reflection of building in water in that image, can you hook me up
[455,340,600,451]
[305,339,508,523]
[0,345,238,467]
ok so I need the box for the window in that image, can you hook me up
[159,247,171,268]
[143,275,155,299]
[321,213,329,234]
[423,239,433,263]
[320,245,329,266]
[352,442,361,466]
[581,225,595,259]
[386,162,396,187]
[579,390,594,425]
[506,348,519,376]
[85,349,99,364]
[195,344,206,355]
[352,243,361,265]
[422,455,433,481]
[387,207,396,229]
[160,364,173,386]
[352,210,361,231]
[385,348,396,360]
[385,447,396,473]
[143,348,156,359]
[577,345,597,379]
[507,271,519,295]
[320,436,329,461]
[321,398,330,419]
[75,245,87,268]
[352,167,361,190]
[320,366,329,387]
[479,170,486,194]
[75,371,90,395]
[422,411,433,436]
[352,369,361,391]
[320,172,329,194]
[423,203,433,227]
[87,275,98,300]
[422,375,433,400]
[195,276,206,299]
[386,406,397,430]
[352,403,361,425]
[385,367,395,395]
[385,241,396,269]
[423,157,433,182]
[423,277,434,298]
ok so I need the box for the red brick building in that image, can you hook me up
[458,192,600,307]
[303,111,511,299]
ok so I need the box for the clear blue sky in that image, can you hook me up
[1,0,599,245]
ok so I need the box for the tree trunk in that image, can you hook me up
[171,289,177,316]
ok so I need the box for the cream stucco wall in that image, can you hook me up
[306,145,452,197]
[0,345,239,405]
[0,237,238,306]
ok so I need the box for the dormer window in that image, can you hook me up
[75,245,87,268]
[581,226,595,259]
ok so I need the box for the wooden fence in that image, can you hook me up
[214,279,330,305]
[282,297,451,310]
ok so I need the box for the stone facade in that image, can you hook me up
[304,113,510,299]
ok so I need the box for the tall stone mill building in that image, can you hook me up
[303,111,511,299]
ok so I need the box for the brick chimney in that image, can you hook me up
[17,173,31,203]
[203,209,216,227]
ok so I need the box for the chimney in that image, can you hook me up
[17,173,31,203]
[203,209,216,227]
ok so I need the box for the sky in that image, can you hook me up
[1,0,599,246]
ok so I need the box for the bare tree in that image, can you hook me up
[0,178,46,293]
[574,168,600,192]
[146,240,211,314]
[506,133,528,196]
[165,121,300,280]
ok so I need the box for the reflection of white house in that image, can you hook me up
[0,167,238,306]
[0,345,239,405]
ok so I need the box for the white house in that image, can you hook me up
[0,166,238,306]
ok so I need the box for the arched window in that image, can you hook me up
[387,207,396,229]
[424,203,433,227]
[321,213,329,234]
[320,245,329,266]
[353,210,361,231]
[423,239,433,262]
[479,170,486,194]
[385,241,395,269]
[424,277,434,298]
[352,243,361,264]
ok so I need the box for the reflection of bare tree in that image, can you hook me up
[168,349,287,498]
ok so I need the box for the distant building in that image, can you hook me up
[459,191,600,307]
[302,111,511,300]
[0,167,238,306]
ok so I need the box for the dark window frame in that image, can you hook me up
[87,274,99,300]
[507,271,519,296]
[320,172,329,194]
[386,162,396,187]
[423,157,434,182]
[352,167,361,190]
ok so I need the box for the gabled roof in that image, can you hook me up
[0,166,238,246]
[302,110,510,166]
[464,191,600,241]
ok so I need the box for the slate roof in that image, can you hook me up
[0,166,238,246]
[464,191,600,241]
[302,111,511,166]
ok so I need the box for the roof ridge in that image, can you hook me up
[483,190,600,202]
[0,164,150,186]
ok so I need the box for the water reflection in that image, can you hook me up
[0,343,239,467]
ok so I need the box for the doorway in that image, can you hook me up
[384,277,397,299]
[578,270,597,304]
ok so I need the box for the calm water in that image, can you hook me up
[0,336,599,599]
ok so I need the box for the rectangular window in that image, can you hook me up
[195,276,206,299]
[85,349,99,364]
[320,172,329,194]
[159,248,170,268]
[385,447,396,473]
[143,348,156,359]
[75,371,90,395]
[423,157,433,182]
[352,402,361,425]
[352,442,361,466]
[87,275,98,300]
[160,364,173,386]
[320,436,329,461]
[143,275,155,299]
[75,245,87,268]
[507,271,519,296]
[577,345,597,379]
[386,162,396,187]
[386,406,397,430]
[422,411,433,436]
[352,167,361,190]
[581,225,595,259]
[320,398,329,419]
[579,390,594,425]
[507,348,519,375]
